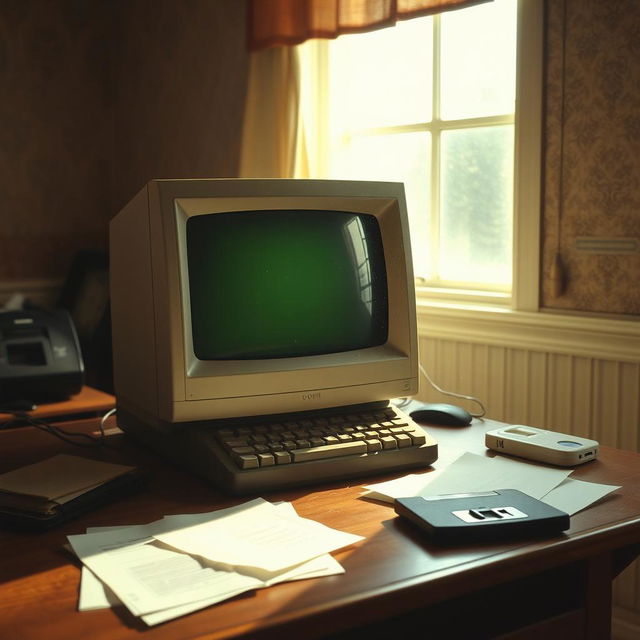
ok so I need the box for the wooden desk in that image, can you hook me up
[1,416,639,639]
[0,386,115,425]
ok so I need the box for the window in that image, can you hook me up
[296,0,542,309]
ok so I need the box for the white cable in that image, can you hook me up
[99,407,117,438]
[419,364,486,418]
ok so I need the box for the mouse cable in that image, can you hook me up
[419,364,486,418]
[0,411,106,447]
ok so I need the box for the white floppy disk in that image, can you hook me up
[485,425,599,466]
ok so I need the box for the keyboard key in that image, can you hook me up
[395,434,412,448]
[380,436,397,450]
[224,439,249,449]
[365,439,382,452]
[253,444,270,454]
[292,441,367,462]
[274,451,291,464]
[235,454,259,469]
[231,446,255,455]
[258,453,275,466]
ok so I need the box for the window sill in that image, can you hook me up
[415,284,511,308]
[416,298,640,363]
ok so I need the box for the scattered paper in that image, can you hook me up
[79,567,120,611]
[363,451,619,515]
[69,499,356,625]
[421,452,572,499]
[541,477,620,515]
[364,472,439,504]
[154,498,363,573]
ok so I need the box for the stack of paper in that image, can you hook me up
[67,497,362,625]
[363,451,620,515]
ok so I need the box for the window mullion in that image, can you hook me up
[345,112,514,141]
[430,13,442,283]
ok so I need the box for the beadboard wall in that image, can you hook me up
[416,335,640,451]
[416,305,640,636]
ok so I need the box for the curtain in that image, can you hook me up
[239,46,301,178]
[247,0,491,50]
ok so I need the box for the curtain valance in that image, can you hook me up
[248,0,492,50]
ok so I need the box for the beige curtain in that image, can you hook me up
[239,47,301,178]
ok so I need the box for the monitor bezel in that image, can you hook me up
[148,179,418,420]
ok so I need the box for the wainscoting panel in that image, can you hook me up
[418,336,640,450]
[417,332,640,636]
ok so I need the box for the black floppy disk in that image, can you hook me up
[394,489,570,543]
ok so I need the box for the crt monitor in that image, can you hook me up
[109,178,421,488]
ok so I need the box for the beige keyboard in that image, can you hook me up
[207,405,438,493]
[217,406,428,469]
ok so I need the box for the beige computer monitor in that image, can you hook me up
[110,178,418,429]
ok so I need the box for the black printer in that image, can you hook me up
[0,309,84,404]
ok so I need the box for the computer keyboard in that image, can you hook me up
[204,405,438,494]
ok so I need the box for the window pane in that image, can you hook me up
[330,18,433,130]
[328,132,431,278]
[440,0,517,120]
[440,126,514,285]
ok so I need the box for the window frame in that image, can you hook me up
[296,0,543,312]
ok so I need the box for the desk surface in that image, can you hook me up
[1,416,639,639]
[0,385,115,424]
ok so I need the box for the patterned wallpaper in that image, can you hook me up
[542,0,640,316]
[0,0,248,282]
[111,0,249,212]
[0,0,114,280]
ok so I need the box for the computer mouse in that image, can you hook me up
[409,402,473,427]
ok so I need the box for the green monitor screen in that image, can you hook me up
[186,210,389,360]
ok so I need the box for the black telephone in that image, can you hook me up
[0,309,84,404]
